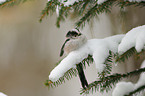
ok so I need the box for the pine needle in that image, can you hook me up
[45,55,94,88]
[80,67,145,95]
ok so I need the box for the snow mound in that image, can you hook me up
[112,60,145,96]
[118,25,145,54]
[112,82,134,96]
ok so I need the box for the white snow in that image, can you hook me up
[49,43,90,82]
[58,0,79,6]
[56,5,60,16]
[88,35,124,72]
[55,0,80,16]
[48,0,79,6]
[0,0,6,4]
[112,82,134,96]
[49,34,124,82]
[118,25,145,54]
[97,0,107,4]
[0,92,7,96]
[125,0,145,2]
[134,60,145,89]
[97,0,145,4]
[112,60,145,96]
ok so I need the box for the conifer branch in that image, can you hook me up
[0,0,16,7]
[124,85,145,96]
[76,0,114,28]
[98,51,115,79]
[55,1,85,27]
[39,0,145,27]
[116,47,145,63]
[116,47,137,62]
[45,55,93,88]
[56,6,71,27]
[80,67,145,95]
[45,68,78,88]
[39,1,58,22]
[118,0,145,8]
[76,0,145,28]
[0,0,28,8]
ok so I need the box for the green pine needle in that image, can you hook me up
[80,67,145,95]
[98,51,114,79]
[116,47,137,63]
[116,47,145,63]
[0,0,29,8]
[45,55,93,88]
[40,0,58,22]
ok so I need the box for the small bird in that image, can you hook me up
[60,29,87,57]
[60,28,89,89]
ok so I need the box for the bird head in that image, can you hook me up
[66,29,82,39]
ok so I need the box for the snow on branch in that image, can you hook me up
[49,43,90,82]
[81,66,145,95]
[97,0,145,5]
[112,60,145,96]
[48,35,124,82]
[112,82,135,96]
[118,25,145,54]
[57,0,79,6]
[134,60,145,90]
[116,25,145,62]
[0,92,7,96]
[125,85,145,96]
[45,55,93,88]
[40,0,145,28]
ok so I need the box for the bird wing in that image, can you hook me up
[60,39,70,57]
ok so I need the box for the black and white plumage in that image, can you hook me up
[60,29,88,89]
[60,29,87,57]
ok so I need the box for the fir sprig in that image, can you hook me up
[116,47,137,63]
[0,0,16,7]
[39,0,145,28]
[45,55,93,88]
[76,0,114,28]
[45,68,78,88]
[39,0,59,22]
[0,0,28,8]
[98,51,115,79]
[118,0,145,8]
[76,0,145,28]
[116,47,145,63]
[56,5,71,27]
[81,67,145,95]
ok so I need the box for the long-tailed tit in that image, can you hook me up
[60,29,88,89]
[60,29,87,56]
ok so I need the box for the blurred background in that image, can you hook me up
[0,0,145,96]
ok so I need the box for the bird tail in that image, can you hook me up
[76,63,88,89]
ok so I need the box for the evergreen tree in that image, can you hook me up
[1,0,145,96]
